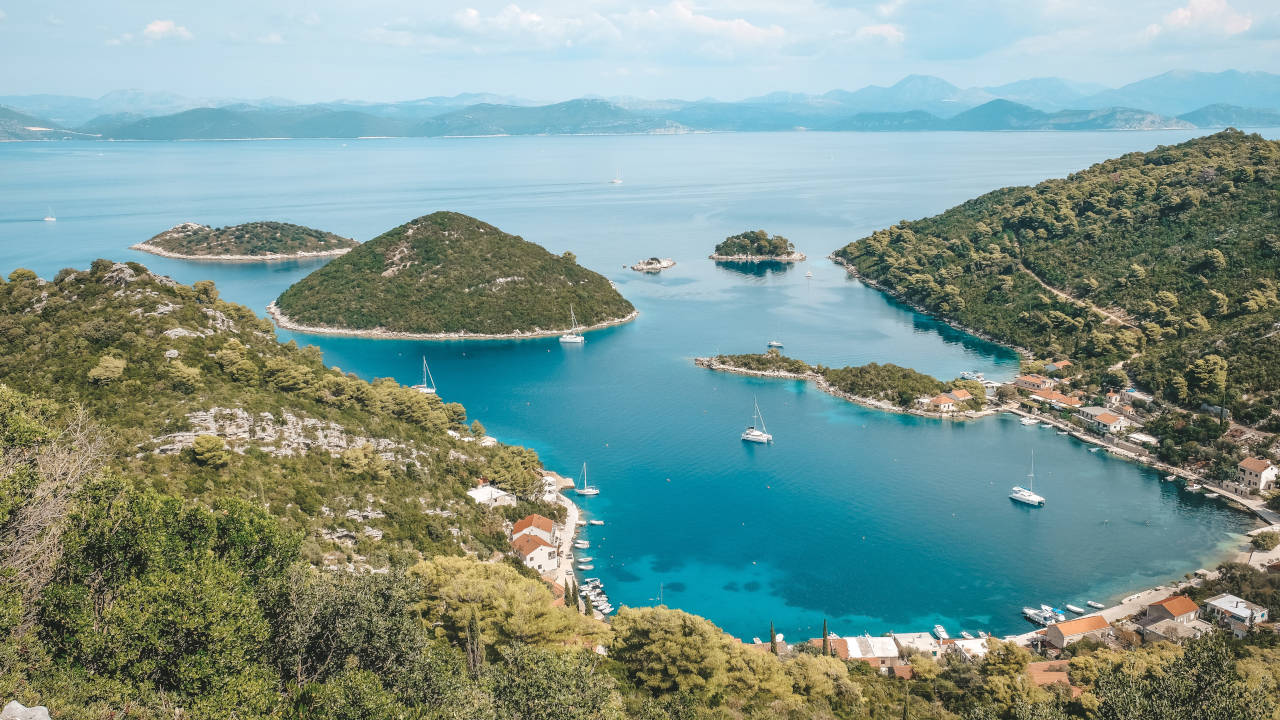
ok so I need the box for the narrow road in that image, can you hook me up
[1018,262,1137,329]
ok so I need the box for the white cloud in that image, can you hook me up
[258,32,285,45]
[0,9,7,22]
[1147,0,1252,37]
[623,1,785,45]
[876,0,907,18]
[854,23,905,44]
[143,19,193,41]
[451,4,620,48]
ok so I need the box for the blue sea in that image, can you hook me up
[1,129,1269,639]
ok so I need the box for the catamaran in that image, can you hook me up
[741,398,773,444]
[574,463,600,496]
[411,356,436,394]
[1010,452,1046,506]
[559,305,585,344]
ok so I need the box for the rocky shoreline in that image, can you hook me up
[828,254,1033,359]
[268,301,639,341]
[131,242,354,263]
[630,257,676,273]
[710,252,807,263]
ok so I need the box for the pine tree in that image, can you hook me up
[464,611,484,677]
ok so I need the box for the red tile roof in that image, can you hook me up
[929,394,954,406]
[1151,595,1199,617]
[1240,457,1273,473]
[948,389,973,401]
[513,514,554,535]
[511,534,553,558]
[1095,412,1121,425]
[1053,615,1109,636]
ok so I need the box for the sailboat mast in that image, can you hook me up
[1028,451,1035,491]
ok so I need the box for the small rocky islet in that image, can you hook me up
[131,220,358,260]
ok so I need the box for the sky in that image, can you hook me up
[1,0,1278,102]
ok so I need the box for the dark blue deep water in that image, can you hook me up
[1,130,1268,639]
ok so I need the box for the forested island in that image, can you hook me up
[131,221,358,261]
[272,211,636,338]
[2,260,1278,720]
[833,130,1280,418]
[711,230,806,262]
[698,350,985,412]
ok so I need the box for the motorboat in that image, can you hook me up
[1020,417,1039,426]
[1065,604,1086,614]
[960,631,975,639]
[805,271,813,278]
[1087,601,1105,610]
[1089,447,1101,452]
[577,556,593,563]
[559,305,586,344]
[1205,492,1221,499]
[573,463,600,496]
[1023,607,1052,625]
[977,631,989,639]
[1010,452,1045,507]
[959,371,985,381]
[931,624,949,640]
[589,519,604,526]
[577,564,594,570]
[574,540,590,549]
[1041,605,1066,623]
[1186,484,1203,492]
[411,356,437,394]
[741,397,773,444]
[767,340,784,348]
[1164,475,1178,482]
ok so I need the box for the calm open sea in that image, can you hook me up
[2,129,1271,639]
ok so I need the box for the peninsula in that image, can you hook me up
[696,350,987,416]
[710,230,806,262]
[272,211,636,338]
[130,221,358,261]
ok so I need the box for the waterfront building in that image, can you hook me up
[512,514,556,544]
[948,637,991,662]
[1014,374,1055,391]
[1044,615,1111,650]
[1138,596,1212,643]
[1204,594,1269,637]
[891,632,942,659]
[467,482,516,508]
[1236,457,1277,492]
[843,635,902,672]
[1077,406,1128,435]
[924,394,956,412]
[512,534,558,574]
[1029,389,1083,409]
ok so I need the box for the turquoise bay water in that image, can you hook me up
[1,130,1268,639]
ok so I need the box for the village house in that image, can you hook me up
[1204,593,1269,637]
[948,637,991,662]
[1043,359,1073,374]
[512,513,556,545]
[1027,661,1083,699]
[1138,596,1212,643]
[1029,389,1083,410]
[511,534,557,574]
[843,635,903,672]
[466,481,516,508]
[1236,458,1277,493]
[1105,391,1122,408]
[892,632,942,660]
[1077,406,1128,435]
[1014,374,1055,391]
[1044,615,1111,650]
[923,394,955,412]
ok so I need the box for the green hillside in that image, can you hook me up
[134,221,358,258]
[833,129,1280,410]
[275,211,635,336]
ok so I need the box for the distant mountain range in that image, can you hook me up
[3,70,1279,142]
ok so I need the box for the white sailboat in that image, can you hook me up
[42,206,56,222]
[1010,452,1046,506]
[559,305,585,344]
[574,463,600,496]
[411,356,436,394]
[609,170,623,184]
[741,398,773,444]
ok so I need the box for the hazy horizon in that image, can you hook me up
[1,1,1278,102]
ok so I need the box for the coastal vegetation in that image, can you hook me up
[833,130,1280,414]
[0,263,1275,719]
[274,211,635,336]
[709,350,984,410]
[132,221,358,259]
[712,230,804,260]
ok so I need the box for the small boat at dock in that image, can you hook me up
[577,556,593,562]
[574,540,590,549]
[1186,484,1203,492]
[577,564,594,570]
[1205,492,1220,499]
[1065,604,1086,614]
[1023,607,1052,625]
[960,631,974,639]
[589,519,604,526]
[1089,447,1101,452]
[1041,604,1066,623]
[931,624,949,640]
[1020,417,1038,426]
[1087,601,1105,609]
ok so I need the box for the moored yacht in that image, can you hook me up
[1010,452,1046,506]
[932,624,949,640]
[411,356,437,394]
[741,398,773,444]
[574,463,600,496]
[559,305,585,344]
[767,340,783,348]
[1023,607,1052,625]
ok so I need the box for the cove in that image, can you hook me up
[1,129,1269,639]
